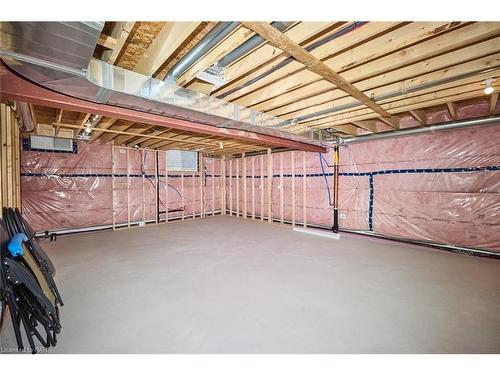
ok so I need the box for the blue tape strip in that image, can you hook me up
[340,165,500,176]
[21,165,500,232]
[21,165,500,179]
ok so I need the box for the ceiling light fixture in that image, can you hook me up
[483,78,495,95]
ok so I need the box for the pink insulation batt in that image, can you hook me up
[339,121,500,251]
[21,141,221,231]
[232,124,499,252]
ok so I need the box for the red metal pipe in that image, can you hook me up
[0,64,326,153]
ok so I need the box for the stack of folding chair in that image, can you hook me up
[1,207,63,353]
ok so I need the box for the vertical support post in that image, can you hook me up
[199,154,204,218]
[279,152,284,224]
[212,157,215,216]
[181,171,185,220]
[165,150,169,223]
[0,104,21,211]
[13,110,21,209]
[221,156,226,215]
[229,159,233,216]
[291,151,296,228]
[243,152,247,219]
[251,157,255,220]
[260,154,264,222]
[155,150,159,224]
[127,147,131,228]
[192,171,196,219]
[6,105,12,207]
[111,145,116,231]
[333,145,340,233]
[0,104,5,209]
[303,151,307,228]
[267,148,273,224]
[142,158,146,223]
[236,157,240,217]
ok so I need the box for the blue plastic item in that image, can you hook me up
[7,233,28,257]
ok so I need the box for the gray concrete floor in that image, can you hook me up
[1,216,500,353]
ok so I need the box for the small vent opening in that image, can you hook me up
[27,135,76,153]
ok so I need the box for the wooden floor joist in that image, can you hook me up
[241,22,394,121]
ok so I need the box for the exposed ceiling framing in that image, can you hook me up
[29,104,292,156]
[94,21,500,139]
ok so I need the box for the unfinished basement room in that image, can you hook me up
[1,10,500,361]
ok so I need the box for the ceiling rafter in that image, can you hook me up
[409,109,427,125]
[134,22,202,75]
[489,93,499,114]
[90,118,119,143]
[298,79,500,129]
[306,83,500,130]
[107,22,137,65]
[245,23,500,116]
[112,125,154,146]
[241,21,396,126]
[446,102,458,120]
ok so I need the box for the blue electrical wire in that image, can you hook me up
[166,182,182,199]
[319,153,334,207]
[320,153,333,168]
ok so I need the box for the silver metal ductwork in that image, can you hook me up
[0,21,320,146]
[217,21,294,68]
[164,21,240,81]
[0,22,104,71]
[165,21,293,83]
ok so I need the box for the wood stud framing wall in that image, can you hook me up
[106,148,314,232]
[222,150,310,230]
[0,103,21,213]
[109,146,226,231]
